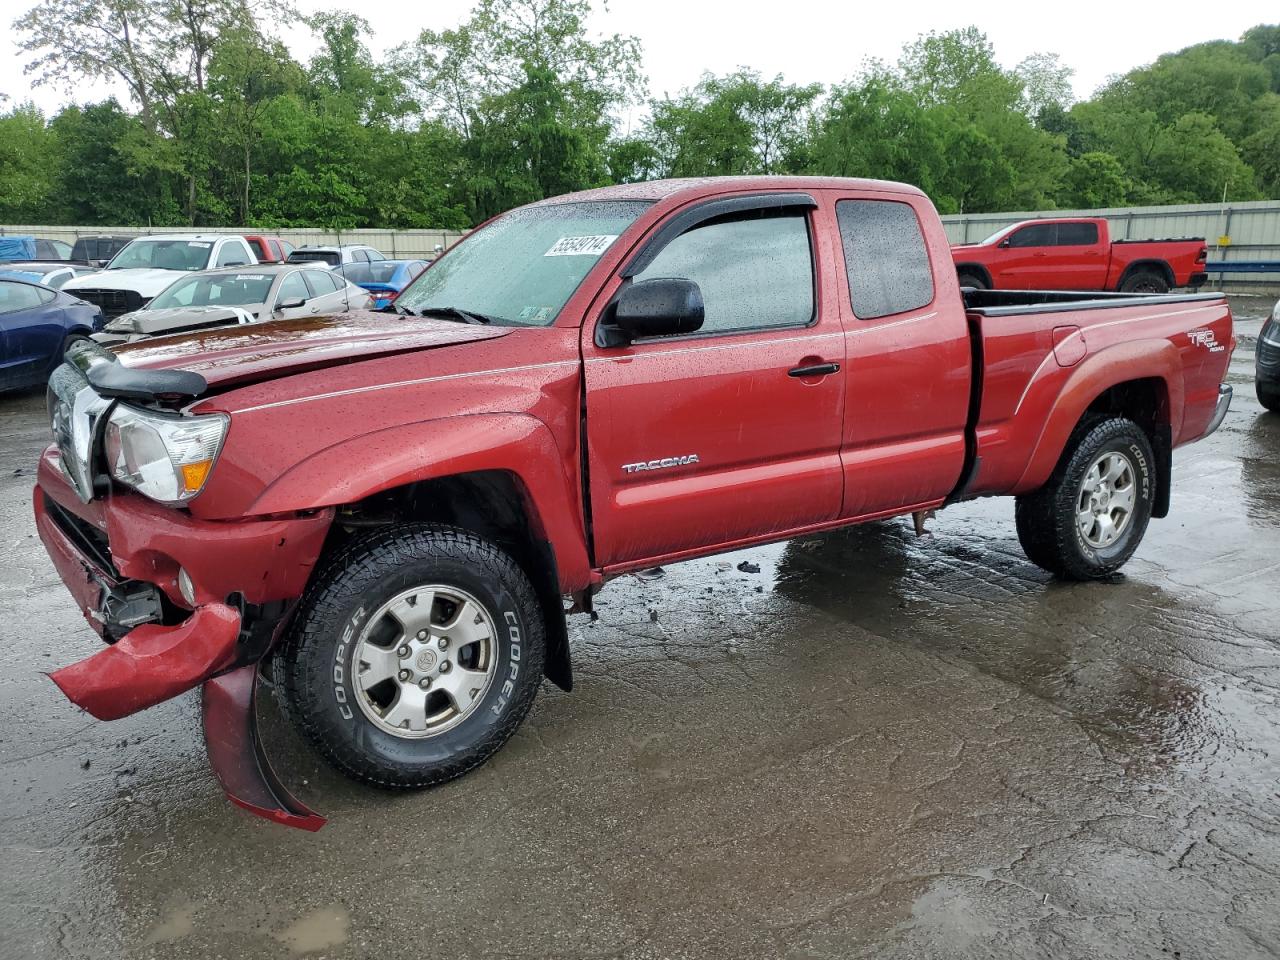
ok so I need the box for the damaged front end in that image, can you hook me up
[36,343,331,829]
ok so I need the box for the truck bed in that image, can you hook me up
[959,287,1232,501]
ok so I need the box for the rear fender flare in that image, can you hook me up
[1014,340,1182,494]
[248,413,591,592]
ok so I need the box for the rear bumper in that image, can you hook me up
[34,446,332,717]
[1198,384,1232,440]
[1189,272,1209,287]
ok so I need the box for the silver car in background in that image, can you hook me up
[93,263,373,345]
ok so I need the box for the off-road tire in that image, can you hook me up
[1119,269,1170,294]
[957,271,987,290]
[1258,380,1280,413]
[1015,417,1155,580]
[278,523,545,788]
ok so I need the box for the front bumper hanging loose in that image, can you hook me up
[49,603,242,720]
[34,448,333,830]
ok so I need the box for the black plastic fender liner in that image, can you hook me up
[202,664,326,831]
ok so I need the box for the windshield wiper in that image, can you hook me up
[413,305,499,325]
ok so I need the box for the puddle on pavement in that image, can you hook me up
[271,905,351,955]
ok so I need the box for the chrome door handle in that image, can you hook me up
[788,362,840,378]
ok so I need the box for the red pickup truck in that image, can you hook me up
[952,217,1208,293]
[34,177,1234,828]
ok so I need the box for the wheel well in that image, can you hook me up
[1119,260,1174,288]
[325,471,572,691]
[955,263,991,287]
[1084,378,1173,518]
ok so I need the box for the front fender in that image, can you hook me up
[248,413,592,592]
[1013,339,1182,494]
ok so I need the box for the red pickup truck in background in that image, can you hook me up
[34,177,1234,829]
[952,217,1208,293]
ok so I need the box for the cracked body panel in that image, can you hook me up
[0,297,1276,958]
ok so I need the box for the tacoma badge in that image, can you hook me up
[622,454,700,474]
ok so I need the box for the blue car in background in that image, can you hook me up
[0,278,105,392]
[339,259,430,309]
[0,262,98,290]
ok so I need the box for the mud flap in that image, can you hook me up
[202,664,326,832]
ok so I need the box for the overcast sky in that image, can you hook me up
[2,0,1275,118]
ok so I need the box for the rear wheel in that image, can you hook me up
[1259,380,1280,413]
[1119,269,1169,294]
[1015,417,1155,580]
[957,271,987,290]
[279,523,546,788]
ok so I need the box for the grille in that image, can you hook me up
[73,287,144,319]
[43,492,118,577]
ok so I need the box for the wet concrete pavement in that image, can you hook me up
[1,296,1279,959]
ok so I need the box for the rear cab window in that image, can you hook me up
[288,251,341,267]
[835,199,935,320]
[1056,222,1099,245]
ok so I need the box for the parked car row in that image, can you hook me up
[0,232,440,392]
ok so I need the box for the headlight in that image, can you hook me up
[103,405,228,504]
[105,314,138,333]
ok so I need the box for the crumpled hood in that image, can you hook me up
[63,268,193,298]
[108,305,260,334]
[112,310,512,388]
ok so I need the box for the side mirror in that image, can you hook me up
[275,297,307,312]
[998,239,1011,249]
[602,278,704,346]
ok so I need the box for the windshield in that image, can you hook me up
[147,272,274,310]
[978,225,1016,245]
[107,239,214,271]
[396,201,650,326]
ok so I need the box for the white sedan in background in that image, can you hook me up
[94,263,373,345]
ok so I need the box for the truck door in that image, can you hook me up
[581,195,846,570]
[832,195,972,516]
[996,222,1057,289]
[1053,221,1108,289]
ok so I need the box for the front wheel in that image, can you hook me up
[279,523,546,788]
[1015,417,1155,580]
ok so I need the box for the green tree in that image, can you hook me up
[1059,152,1129,208]
[1015,52,1074,122]
[807,72,945,194]
[648,70,821,177]
[0,104,59,221]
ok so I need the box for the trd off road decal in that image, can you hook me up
[1188,328,1225,353]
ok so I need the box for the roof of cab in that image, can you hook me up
[529,176,927,207]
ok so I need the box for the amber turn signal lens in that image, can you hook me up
[180,460,213,493]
